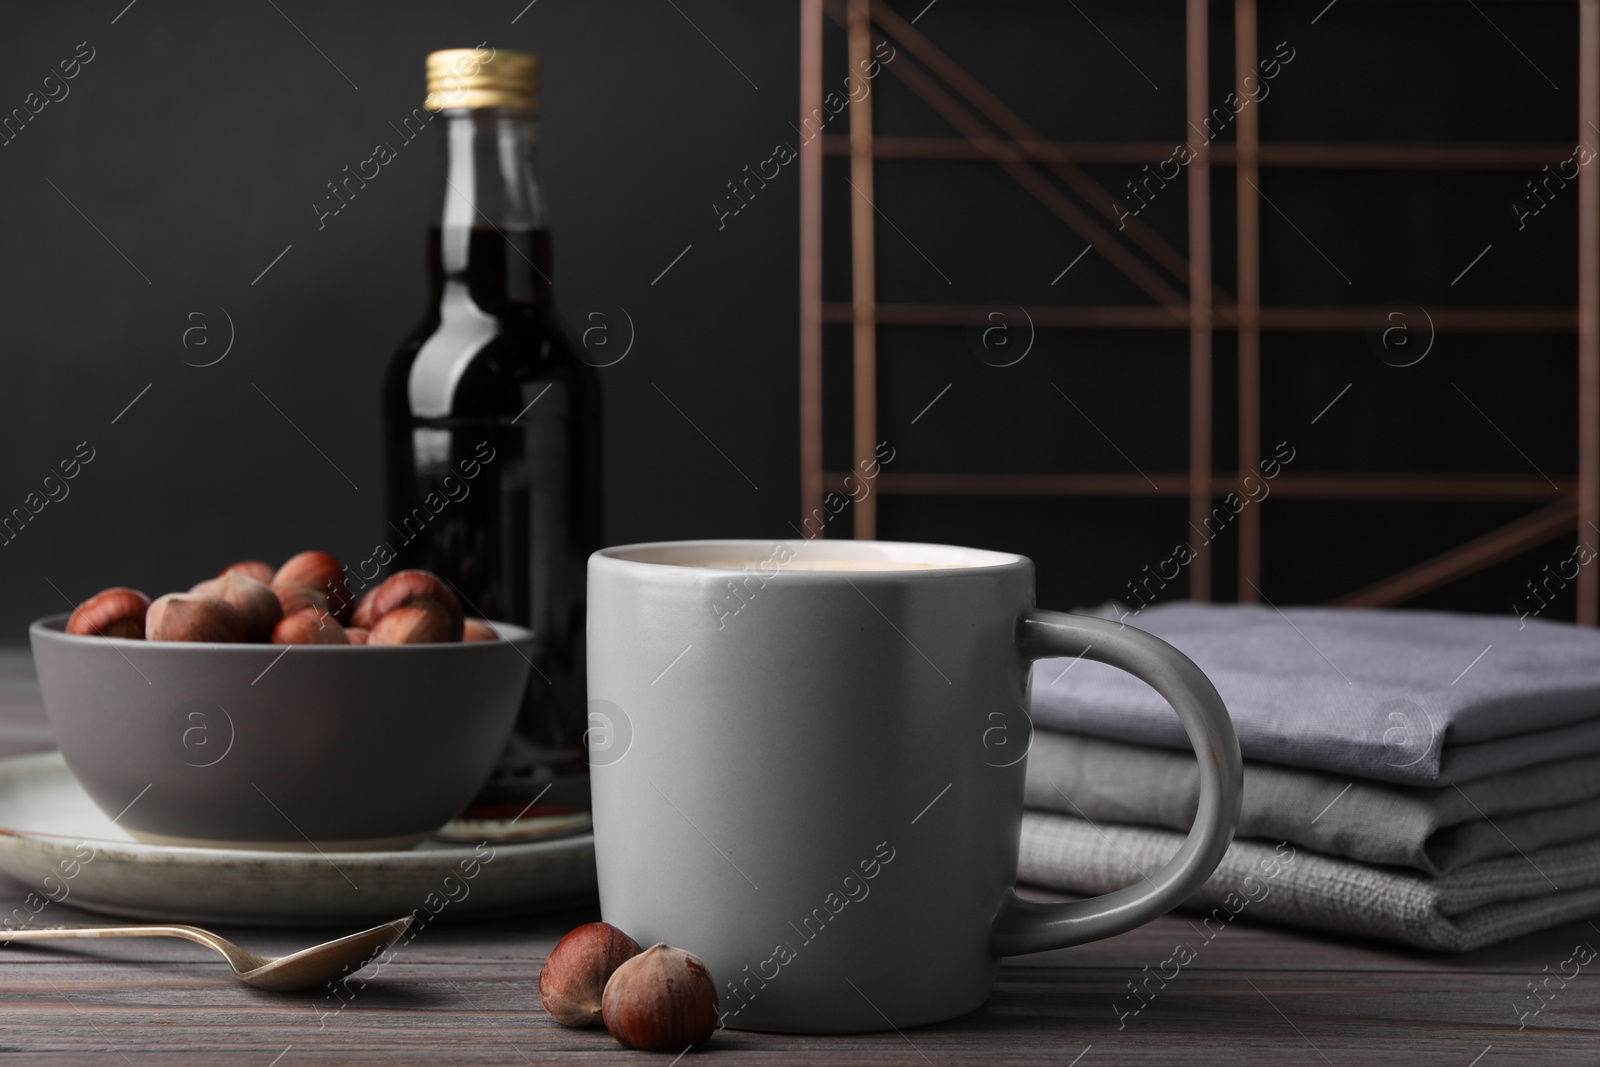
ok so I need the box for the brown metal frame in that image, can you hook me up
[847,0,880,539]
[799,0,1600,624]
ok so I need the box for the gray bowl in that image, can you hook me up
[29,614,534,850]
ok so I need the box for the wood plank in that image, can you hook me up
[2,897,1596,1065]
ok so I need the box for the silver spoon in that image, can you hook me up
[1,915,412,991]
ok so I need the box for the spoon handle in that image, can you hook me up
[1,923,245,964]
[3,924,215,942]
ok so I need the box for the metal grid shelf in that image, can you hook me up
[798,0,1599,622]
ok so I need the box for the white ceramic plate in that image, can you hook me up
[0,752,597,926]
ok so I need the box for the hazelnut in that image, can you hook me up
[218,560,275,585]
[271,608,350,645]
[601,943,719,1051]
[351,587,381,629]
[368,602,451,645]
[462,618,499,642]
[345,626,370,645]
[539,922,642,1028]
[273,583,330,619]
[190,573,283,642]
[355,570,464,640]
[274,550,353,623]
[146,593,246,643]
[66,587,151,639]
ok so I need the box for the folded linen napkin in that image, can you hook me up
[1017,810,1600,952]
[1029,603,1600,785]
[1024,730,1600,875]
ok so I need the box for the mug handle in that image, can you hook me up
[990,609,1243,956]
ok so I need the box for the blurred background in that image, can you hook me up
[0,0,1585,633]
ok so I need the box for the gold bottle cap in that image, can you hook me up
[424,47,539,113]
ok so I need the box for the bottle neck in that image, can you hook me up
[428,108,550,308]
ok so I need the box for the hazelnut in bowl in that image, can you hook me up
[28,561,536,851]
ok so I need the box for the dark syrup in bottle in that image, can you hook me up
[384,121,600,817]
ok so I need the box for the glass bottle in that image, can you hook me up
[383,47,600,816]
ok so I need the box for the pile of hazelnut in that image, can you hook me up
[64,550,501,646]
[539,922,719,1052]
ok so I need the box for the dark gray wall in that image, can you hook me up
[0,1,1585,635]
[0,0,800,630]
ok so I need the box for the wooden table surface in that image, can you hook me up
[1,656,1597,1065]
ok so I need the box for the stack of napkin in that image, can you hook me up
[1023,603,1600,952]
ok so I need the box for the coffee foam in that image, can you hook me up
[669,558,965,572]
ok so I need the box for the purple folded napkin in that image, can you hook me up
[1028,603,1600,786]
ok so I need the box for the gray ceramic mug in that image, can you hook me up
[588,539,1242,1034]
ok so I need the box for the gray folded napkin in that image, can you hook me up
[1024,730,1600,875]
[1018,810,1600,952]
[1029,603,1600,785]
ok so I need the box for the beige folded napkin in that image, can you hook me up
[1018,811,1600,952]
[1024,730,1600,875]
